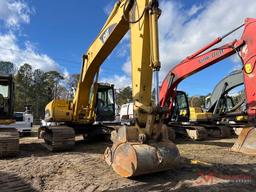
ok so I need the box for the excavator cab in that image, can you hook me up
[171,91,190,122]
[0,75,14,119]
[0,74,19,157]
[95,84,115,122]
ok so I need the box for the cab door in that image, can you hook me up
[95,84,115,121]
[171,91,190,122]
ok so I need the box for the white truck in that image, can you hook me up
[13,111,33,135]
[119,102,134,125]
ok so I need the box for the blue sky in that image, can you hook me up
[0,0,256,96]
[19,0,126,75]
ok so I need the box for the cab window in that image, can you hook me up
[0,84,9,98]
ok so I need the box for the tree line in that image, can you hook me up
[1,61,245,123]
[0,62,68,122]
[0,61,132,123]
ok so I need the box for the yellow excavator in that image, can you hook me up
[39,0,180,177]
[0,74,19,157]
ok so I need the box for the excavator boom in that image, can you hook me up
[160,40,244,108]
[206,70,244,113]
[41,0,180,177]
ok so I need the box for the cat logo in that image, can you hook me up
[245,63,253,74]
[102,28,110,43]
[100,24,117,43]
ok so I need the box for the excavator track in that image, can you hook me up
[0,128,19,158]
[169,124,208,141]
[169,123,233,141]
[185,126,208,141]
[201,124,232,138]
[39,126,75,152]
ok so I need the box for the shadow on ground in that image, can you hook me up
[175,138,235,148]
[0,171,37,192]
[106,160,256,192]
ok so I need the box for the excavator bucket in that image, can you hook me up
[231,127,256,155]
[104,126,180,177]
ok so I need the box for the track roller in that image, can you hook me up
[205,125,232,138]
[104,126,180,177]
[39,126,75,151]
[0,128,19,158]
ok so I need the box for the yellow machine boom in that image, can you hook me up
[41,0,180,177]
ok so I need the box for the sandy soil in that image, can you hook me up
[0,129,256,192]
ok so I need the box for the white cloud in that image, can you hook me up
[0,33,62,72]
[104,1,115,15]
[100,75,131,89]
[116,45,129,58]
[100,0,256,89]
[232,62,242,72]
[187,4,203,17]
[0,0,66,75]
[228,85,244,97]
[121,59,131,76]
[0,0,32,29]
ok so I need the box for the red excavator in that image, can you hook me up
[160,18,256,155]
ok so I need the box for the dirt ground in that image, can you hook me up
[0,127,256,192]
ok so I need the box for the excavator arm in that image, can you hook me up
[72,0,132,123]
[47,0,161,131]
[43,0,180,177]
[160,39,244,108]
[206,70,244,114]
[46,0,133,124]
[74,0,163,136]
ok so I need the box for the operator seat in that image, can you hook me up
[189,96,212,122]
